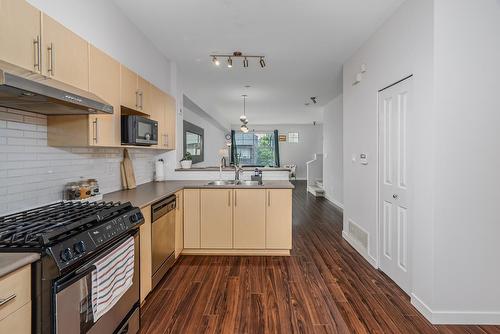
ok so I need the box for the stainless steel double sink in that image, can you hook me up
[206,180,262,186]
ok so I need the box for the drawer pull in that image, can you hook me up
[0,294,16,307]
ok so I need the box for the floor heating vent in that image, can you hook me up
[348,220,368,250]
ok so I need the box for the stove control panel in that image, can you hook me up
[48,207,144,271]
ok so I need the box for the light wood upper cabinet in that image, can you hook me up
[120,65,139,111]
[137,76,151,115]
[233,189,266,249]
[0,0,42,73]
[266,189,292,249]
[183,189,200,248]
[201,189,233,249]
[165,94,176,150]
[89,45,120,146]
[175,190,184,258]
[139,206,152,303]
[42,14,89,91]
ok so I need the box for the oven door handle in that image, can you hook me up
[55,264,97,293]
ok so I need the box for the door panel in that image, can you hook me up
[0,0,41,72]
[266,189,292,249]
[183,189,200,248]
[200,189,232,248]
[42,14,89,91]
[89,46,120,146]
[233,189,266,249]
[378,77,412,294]
[120,65,138,111]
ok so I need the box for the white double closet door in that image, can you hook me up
[378,77,412,294]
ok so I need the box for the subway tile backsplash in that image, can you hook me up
[0,108,157,215]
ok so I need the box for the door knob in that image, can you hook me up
[393,194,399,199]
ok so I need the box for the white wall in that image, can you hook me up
[322,95,343,208]
[231,124,323,179]
[27,0,173,94]
[183,107,227,167]
[342,0,436,317]
[432,0,500,320]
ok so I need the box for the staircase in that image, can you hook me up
[306,154,325,197]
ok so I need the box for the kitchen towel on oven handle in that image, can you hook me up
[91,236,135,322]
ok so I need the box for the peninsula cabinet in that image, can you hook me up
[0,0,42,73]
[183,189,201,249]
[201,189,233,248]
[174,190,184,258]
[266,189,293,249]
[42,14,89,91]
[233,189,266,249]
[47,45,120,147]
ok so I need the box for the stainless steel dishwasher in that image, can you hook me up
[151,195,176,289]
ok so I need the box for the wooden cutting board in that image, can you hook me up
[122,148,136,189]
[120,162,128,189]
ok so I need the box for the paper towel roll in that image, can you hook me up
[155,159,165,181]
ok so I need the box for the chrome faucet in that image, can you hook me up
[234,164,244,181]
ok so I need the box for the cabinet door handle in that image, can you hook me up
[135,91,139,109]
[234,191,237,207]
[93,118,98,144]
[47,43,55,75]
[268,191,271,207]
[139,91,143,109]
[0,294,16,307]
[228,190,231,206]
[33,36,41,71]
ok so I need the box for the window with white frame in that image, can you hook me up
[288,132,299,143]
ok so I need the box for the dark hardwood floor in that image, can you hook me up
[140,181,500,334]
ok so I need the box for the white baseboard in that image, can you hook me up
[411,293,500,325]
[342,230,378,268]
[324,194,344,211]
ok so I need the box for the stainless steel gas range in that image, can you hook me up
[0,201,144,334]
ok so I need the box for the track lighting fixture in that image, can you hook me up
[210,51,266,69]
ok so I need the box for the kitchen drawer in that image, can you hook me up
[0,264,31,321]
[0,302,31,333]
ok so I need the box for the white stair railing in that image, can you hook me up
[306,153,324,197]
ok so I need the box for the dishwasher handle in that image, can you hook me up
[152,195,176,221]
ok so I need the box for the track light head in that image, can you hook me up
[259,57,266,68]
[243,57,249,68]
[227,57,233,68]
[212,56,220,66]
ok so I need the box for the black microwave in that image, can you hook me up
[121,115,158,146]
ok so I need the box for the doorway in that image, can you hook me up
[378,76,412,293]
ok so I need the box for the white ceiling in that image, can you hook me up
[113,0,405,125]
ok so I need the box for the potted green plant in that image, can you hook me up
[180,152,193,169]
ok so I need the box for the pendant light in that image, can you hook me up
[240,95,249,132]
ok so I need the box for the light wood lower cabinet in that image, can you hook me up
[183,189,201,248]
[201,189,233,248]
[139,206,152,304]
[175,190,184,258]
[266,189,293,249]
[233,189,266,249]
[183,188,292,253]
[0,264,31,333]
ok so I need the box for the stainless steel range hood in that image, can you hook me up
[0,63,113,115]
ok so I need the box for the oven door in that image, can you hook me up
[135,117,158,145]
[53,233,140,334]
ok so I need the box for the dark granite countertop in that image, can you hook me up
[0,253,40,277]
[104,180,294,208]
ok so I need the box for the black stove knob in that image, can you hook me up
[130,212,142,224]
[73,241,86,254]
[60,248,73,262]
